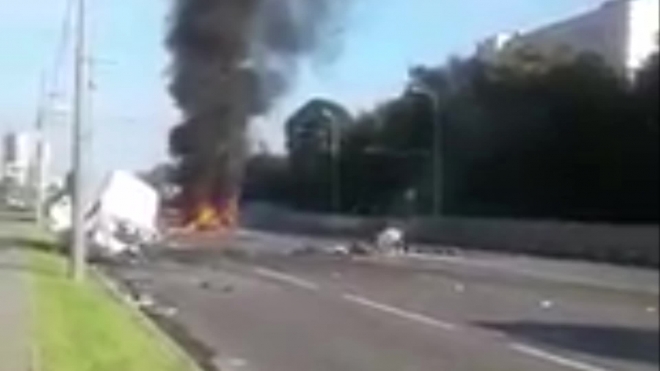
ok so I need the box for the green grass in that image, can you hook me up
[27,240,196,371]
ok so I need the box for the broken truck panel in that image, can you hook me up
[48,170,161,257]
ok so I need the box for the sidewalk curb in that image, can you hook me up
[91,266,205,371]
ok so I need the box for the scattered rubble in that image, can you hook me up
[375,226,406,254]
[330,244,350,255]
[539,300,555,309]
[134,292,155,309]
[290,244,324,256]
[152,305,179,319]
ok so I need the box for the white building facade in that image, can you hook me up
[477,0,659,76]
[1,131,51,189]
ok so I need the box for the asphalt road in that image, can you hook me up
[108,232,659,371]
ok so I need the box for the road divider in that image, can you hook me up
[254,267,320,291]
[342,294,456,331]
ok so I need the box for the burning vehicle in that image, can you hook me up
[48,0,348,255]
[48,170,161,258]
[166,0,346,235]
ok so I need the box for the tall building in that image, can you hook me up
[477,0,659,77]
[1,131,51,190]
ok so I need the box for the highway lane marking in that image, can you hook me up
[407,252,659,294]
[342,294,457,331]
[254,267,319,291]
[510,343,611,371]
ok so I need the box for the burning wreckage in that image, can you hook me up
[48,0,348,257]
[48,171,162,258]
[46,169,239,259]
[166,0,346,233]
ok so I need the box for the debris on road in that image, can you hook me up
[375,226,406,254]
[134,292,156,309]
[453,283,466,293]
[290,244,324,256]
[330,244,350,255]
[152,305,179,319]
[539,300,555,309]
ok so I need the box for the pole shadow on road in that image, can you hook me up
[475,321,659,367]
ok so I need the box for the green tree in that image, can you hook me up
[242,154,290,203]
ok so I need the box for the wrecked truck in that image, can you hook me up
[48,170,161,259]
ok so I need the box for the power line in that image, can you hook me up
[50,0,76,98]
[32,0,76,225]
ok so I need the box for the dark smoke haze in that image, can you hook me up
[167,0,346,208]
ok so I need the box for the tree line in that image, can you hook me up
[242,46,659,222]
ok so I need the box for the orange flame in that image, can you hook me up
[184,197,238,233]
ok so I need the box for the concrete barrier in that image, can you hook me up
[241,203,659,267]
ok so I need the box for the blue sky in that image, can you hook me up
[0,0,603,186]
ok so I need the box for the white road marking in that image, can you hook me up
[510,343,611,371]
[407,252,658,294]
[254,267,319,291]
[343,294,456,331]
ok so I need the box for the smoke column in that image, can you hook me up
[167,0,345,219]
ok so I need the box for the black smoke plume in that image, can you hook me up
[167,0,345,215]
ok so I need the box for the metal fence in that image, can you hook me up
[242,203,659,267]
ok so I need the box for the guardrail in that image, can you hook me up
[241,203,659,267]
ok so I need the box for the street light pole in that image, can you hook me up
[322,109,341,214]
[33,73,47,227]
[70,0,87,281]
[410,86,442,216]
[430,92,442,217]
[333,121,342,214]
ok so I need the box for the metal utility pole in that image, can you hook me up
[33,74,47,227]
[322,108,341,213]
[70,0,87,281]
[429,92,442,217]
[410,86,442,216]
[331,121,341,214]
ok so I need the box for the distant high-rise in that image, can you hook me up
[1,131,51,189]
[477,0,659,77]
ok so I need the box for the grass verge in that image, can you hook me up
[27,237,196,371]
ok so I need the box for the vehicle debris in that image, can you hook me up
[375,225,407,255]
[539,300,555,309]
[48,170,161,260]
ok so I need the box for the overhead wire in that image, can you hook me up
[49,0,76,100]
